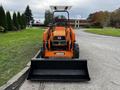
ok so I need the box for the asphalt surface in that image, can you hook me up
[19,29,120,90]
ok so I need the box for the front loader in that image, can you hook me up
[27,6,90,81]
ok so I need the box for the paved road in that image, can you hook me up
[19,29,120,90]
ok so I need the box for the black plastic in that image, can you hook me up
[27,59,90,81]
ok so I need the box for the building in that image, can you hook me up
[70,19,90,28]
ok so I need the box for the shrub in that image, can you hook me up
[12,26,17,31]
[0,26,6,33]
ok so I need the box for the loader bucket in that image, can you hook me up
[27,59,90,81]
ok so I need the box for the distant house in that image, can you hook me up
[69,19,90,28]
[32,19,45,27]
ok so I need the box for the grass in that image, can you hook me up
[84,28,120,37]
[0,28,44,86]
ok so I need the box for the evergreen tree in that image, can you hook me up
[13,12,19,30]
[0,6,6,32]
[44,10,53,26]
[24,5,33,25]
[6,11,13,31]
[17,12,22,29]
[21,13,26,29]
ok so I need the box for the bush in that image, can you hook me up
[0,26,6,33]
[12,26,17,31]
[88,22,103,28]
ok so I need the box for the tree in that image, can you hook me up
[44,10,53,26]
[110,8,120,28]
[0,6,6,32]
[87,11,110,27]
[24,5,33,25]
[17,12,22,29]
[21,13,26,29]
[13,12,19,30]
[6,11,13,31]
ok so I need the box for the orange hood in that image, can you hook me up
[53,27,66,36]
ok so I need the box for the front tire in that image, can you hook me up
[73,43,79,58]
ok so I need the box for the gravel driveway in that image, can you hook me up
[19,29,120,90]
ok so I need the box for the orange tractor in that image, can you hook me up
[27,6,90,81]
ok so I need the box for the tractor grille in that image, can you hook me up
[52,40,67,46]
[51,40,67,50]
[51,46,67,50]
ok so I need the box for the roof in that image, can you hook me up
[50,6,72,11]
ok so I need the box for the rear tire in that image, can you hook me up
[73,43,79,58]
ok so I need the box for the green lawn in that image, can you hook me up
[85,28,120,37]
[0,28,44,86]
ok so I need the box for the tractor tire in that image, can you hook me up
[73,43,79,58]
[40,47,45,58]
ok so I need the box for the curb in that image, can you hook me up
[0,62,30,90]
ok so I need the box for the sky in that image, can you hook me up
[0,0,120,23]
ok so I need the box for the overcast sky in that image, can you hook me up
[0,0,120,22]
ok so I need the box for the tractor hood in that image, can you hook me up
[53,27,66,36]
